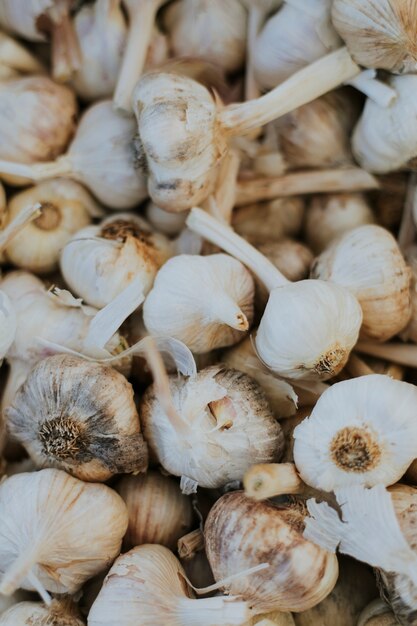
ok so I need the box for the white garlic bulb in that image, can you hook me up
[0,468,128,597]
[143,254,254,353]
[60,213,172,309]
[305,193,375,253]
[140,365,284,493]
[6,354,148,482]
[311,224,412,341]
[88,544,252,626]
[145,202,188,237]
[163,0,247,73]
[293,375,417,492]
[0,598,85,626]
[0,289,16,361]
[258,239,313,282]
[4,179,96,274]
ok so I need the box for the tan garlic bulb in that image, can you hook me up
[6,354,148,482]
[143,254,254,354]
[145,202,188,237]
[311,224,412,341]
[88,544,252,626]
[205,491,338,613]
[0,598,85,626]
[163,0,247,73]
[233,197,305,243]
[4,179,96,274]
[116,471,193,550]
[258,239,313,282]
[140,365,284,493]
[332,0,417,74]
[305,193,375,253]
[0,468,128,597]
[60,213,172,309]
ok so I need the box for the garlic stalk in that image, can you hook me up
[0,31,45,74]
[233,197,305,243]
[244,462,304,500]
[0,598,85,626]
[0,468,128,597]
[187,208,362,381]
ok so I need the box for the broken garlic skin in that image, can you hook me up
[0,598,85,626]
[205,491,339,613]
[6,354,148,482]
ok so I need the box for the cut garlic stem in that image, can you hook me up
[346,354,374,378]
[209,293,249,331]
[0,202,41,251]
[219,47,360,136]
[0,547,39,596]
[187,208,288,291]
[397,173,417,253]
[0,157,73,182]
[50,7,82,82]
[178,529,205,560]
[356,342,417,369]
[347,70,396,107]
[244,462,304,500]
[235,168,379,206]
[0,33,45,74]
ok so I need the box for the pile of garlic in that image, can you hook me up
[0,2,417,625]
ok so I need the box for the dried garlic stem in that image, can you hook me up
[178,529,205,560]
[245,6,263,102]
[205,150,241,225]
[50,6,82,82]
[345,354,374,378]
[0,202,41,251]
[244,462,304,500]
[0,33,45,74]
[356,342,417,368]
[0,157,73,182]
[347,70,396,107]
[236,168,379,206]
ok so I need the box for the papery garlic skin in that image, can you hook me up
[205,491,339,613]
[140,365,284,491]
[233,197,305,243]
[0,599,85,626]
[311,225,412,342]
[0,468,128,596]
[293,375,417,492]
[146,202,187,237]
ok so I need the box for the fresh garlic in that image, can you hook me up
[258,239,313,282]
[232,197,305,243]
[0,31,45,75]
[311,224,411,341]
[0,468,128,597]
[205,491,338,613]
[145,202,188,237]
[0,598,85,626]
[60,213,172,309]
[6,354,148,481]
[140,365,284,493]
[88,544,252,626]
[72,0,126,101]
[163,0,247,73]
[293,375,417,492]
[116,470,194,550]
[143,254,254,353]
[305,193,375,253]
[5,179,97,274]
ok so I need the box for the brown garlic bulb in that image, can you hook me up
[232,197,305,244]
[205,491,338,613]
[5,354,148,482]
[116,471,194,550]
[0,598,85,625]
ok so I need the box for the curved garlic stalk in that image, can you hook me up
[0,101,147,209]
[0,468,128,597]
[293,375,417,491]
[0,31,45,75]
[0,598,85,625]
[145,202,188,237]
[187,208,362,381]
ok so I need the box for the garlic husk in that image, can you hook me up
[332,0,417,74]
[0,468,128,596]
[311,224,412,342]
[143,254,254,354]
[0,598,85,625]
[6,353,148,481]
[60,213,172,309]
[146,202,188,237]
[72,0,126,101]
[305,192,375,254]
[5,179,96,274]
[140,365,284,492]
[205,491,338,613]
[293,375,417,492]
[163,0,247,73]
[258,239,313,282]
[0,31,45,75]
[88,544,252,626]
[232,197,305,243]
[116,471,194,550]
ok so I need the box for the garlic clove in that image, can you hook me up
[0,598,85,625]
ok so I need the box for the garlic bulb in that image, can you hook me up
[232,197,305,243]
[293,375,417,492]
[6,354,148,481]
[258,239,313,282]
[332,0,417,74]
[311,224,412,341]
[5,179,96,274]
[205,491,339,613]
[60,213,172,309]
[88,544,252,626]
[305,193,375,254]
[0,598,85,626]
[0,468,128,597]
[140,365,284,493]
[116,471,194,550]
[0,289,16,360]
[401,246,417,344]
[163,0,247,73]
[145,202,188,237]
[143,254,254,353]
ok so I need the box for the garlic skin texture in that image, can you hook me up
[0,468,128,596]
[205,491,339,613]
[332,0,417,74]
[5,179,95,274]
[233,197,305,243]
[143,254,255,354]
[401,246,417,343]
[163,0,247,73]
[311,224,412,342]
[140,365,284,491]
[61,213,172,309]
[116,471,193,550]
[0,599,85,626]
[6,354,148,482]
[146,202,187,237]
[293,375,417,492]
